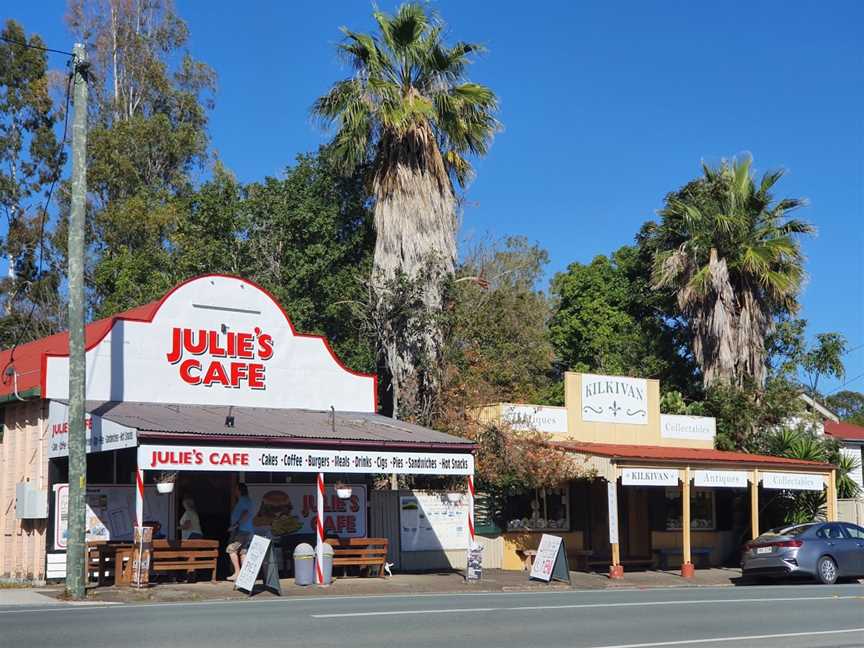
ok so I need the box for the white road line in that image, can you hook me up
[311,595,861,618]
[588,627,864,648]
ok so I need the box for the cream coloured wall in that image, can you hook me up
[0,400,49,582]
[563,373,714,449]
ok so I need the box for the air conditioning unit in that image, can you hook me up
[15,482,48,519]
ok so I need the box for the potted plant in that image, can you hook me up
[335,482,352,500]
[156,471,177,494]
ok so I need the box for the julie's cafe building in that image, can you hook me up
[0,275,475,582]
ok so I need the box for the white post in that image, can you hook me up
[315,472,325,585]
[135,468,145,527]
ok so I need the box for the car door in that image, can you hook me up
[841,524,864,575]
[816,524,858,575]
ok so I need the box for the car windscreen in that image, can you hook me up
[762,524,814,538]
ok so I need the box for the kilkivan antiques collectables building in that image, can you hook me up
[0,275,478,583]
[474,373,838,578]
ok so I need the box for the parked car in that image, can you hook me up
[741,522,864,584]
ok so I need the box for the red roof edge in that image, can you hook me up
[824,420,864,442]
[552,440,832,470]
[0,301,161,398]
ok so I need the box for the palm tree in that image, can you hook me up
[647,157,813,389]
[313,4,498,420]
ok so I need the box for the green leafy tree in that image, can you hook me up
[312,3,499,421]
[241,150,376,373]
[0,20,64,344]
[826,390,864,426]
[549,245,699,396]
[65,0,215,316]
[645,157,813,389]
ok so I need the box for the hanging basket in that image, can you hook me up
[155,471,178,494]
[335,485,353,500]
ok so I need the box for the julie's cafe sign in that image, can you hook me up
[167,326,274,389]
[43,275,377,412]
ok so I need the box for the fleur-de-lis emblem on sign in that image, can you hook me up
[609,400,621,417]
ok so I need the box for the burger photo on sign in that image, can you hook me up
[253,490,302,536]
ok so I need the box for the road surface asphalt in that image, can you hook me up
[1,583,863,648]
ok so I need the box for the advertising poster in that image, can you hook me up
[400,492,469,552]
[247,484,367,539]
[53,484,173,550]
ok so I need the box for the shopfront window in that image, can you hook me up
[664,487,716,531]
[505,487,569,532]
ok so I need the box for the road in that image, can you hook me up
[2,583,864,648]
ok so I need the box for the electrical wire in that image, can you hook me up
[3,52,77,375]
[0,35,75,57]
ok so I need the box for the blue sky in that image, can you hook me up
[8,1,864,394]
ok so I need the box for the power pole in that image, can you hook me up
[65,43,89,600]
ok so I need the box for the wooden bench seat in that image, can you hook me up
[151,539,219,582]
[325,537,388,578]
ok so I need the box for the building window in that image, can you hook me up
[505,487,569,532]
[664,487,716,531]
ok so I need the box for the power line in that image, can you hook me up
[827,372,864,395]
[0,35,75,57]
[3,55,77,371]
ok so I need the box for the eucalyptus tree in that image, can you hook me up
[645,157,813,389]
[313,3,498,420]
[0,20,64,341]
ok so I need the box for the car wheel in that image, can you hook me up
[816,556,838,585]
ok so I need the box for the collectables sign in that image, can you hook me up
[660,414,716,442]
[693,470,748,488]
[621,468,680,487]
[762,472,825,492]
[581,374,648,425]
[139,444,474,476]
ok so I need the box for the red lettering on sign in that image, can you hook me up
[167,327,274,390]
[237,332,254,359]
[257,332,274,360]
[202,362,229,387]
[229,362,248,388]
[248,364,265,390]
[179,359,202,385]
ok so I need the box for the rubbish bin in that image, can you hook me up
[293,543,315,586]
[320,542,334,586]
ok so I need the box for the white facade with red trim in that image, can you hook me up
[43,275,377,412]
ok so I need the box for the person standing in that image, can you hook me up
[226,483,254,581]
[179,497,203,540]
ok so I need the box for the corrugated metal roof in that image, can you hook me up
[824,420,864,442]
[553,440,831,470]
[80,401,474,449]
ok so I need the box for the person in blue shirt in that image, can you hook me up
[226,482,254,581]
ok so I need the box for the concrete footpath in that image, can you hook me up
[2,567,758,606]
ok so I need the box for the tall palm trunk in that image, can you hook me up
[372,128,456,421]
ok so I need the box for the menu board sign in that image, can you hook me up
[53,483,173,550]
[140,444,474,476]
[529,534,570,584]
[400,492,469,552]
